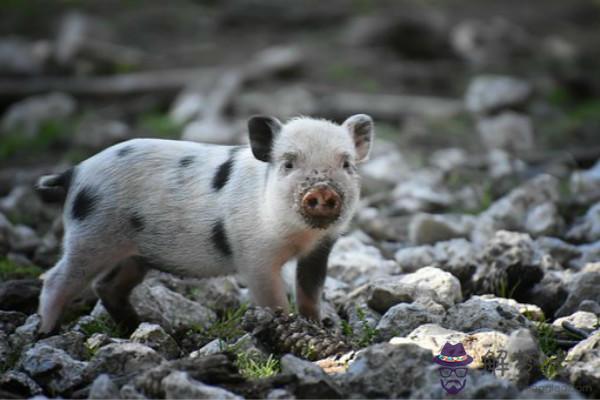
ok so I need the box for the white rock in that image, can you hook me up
[162,371,242,399]
[570,159,600,205]
[465,75,532,114]
[376,300,444,340]
[367,266,461,313]
[477,111,534,152]
[328,235,398,286]
[408,213,476,245]
[567,202,600,243]
[553,311,599,331]
[472,174,562,245]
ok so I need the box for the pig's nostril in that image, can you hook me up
[307,197,318,208]
[326,199,337,209]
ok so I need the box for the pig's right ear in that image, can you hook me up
[248,115,282,162]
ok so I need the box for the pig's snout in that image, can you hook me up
[301,183,342,220]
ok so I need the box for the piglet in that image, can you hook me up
[36,115,374,334]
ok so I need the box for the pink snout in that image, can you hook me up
[301,184,342,219]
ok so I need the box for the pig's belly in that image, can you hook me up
[136,235,238,279]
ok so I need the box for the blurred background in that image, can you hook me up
[1,0,600,269]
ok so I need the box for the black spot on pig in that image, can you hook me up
[212,147,241,191]
[117,146,134,157]
[130,213,145,232]
[179,155,195,168]
[211,219,232,256]
[72,187,99,221]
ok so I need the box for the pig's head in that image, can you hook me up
[248,115,374,231]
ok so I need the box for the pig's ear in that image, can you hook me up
[248,115,282,162]
[343,114,374,163]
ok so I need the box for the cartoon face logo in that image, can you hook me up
[433,342,473,395]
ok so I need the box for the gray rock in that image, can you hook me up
[8,314,40,351]
[408,213,476,245]
[266,388,295,399]
[570,159,600,205]
[452,18,531,67]
[19,344,88,395]
[391,169,453,213]
[395,238,477,283]
[570,241,600,270]
[413,368,520,399]
[443,295,532,333]
[478,111,534,152]
[89,374,120,399]
[520,380,584,399]
[429,147,468,172]
[561,331,600,398]
[0,310,27,334]
[567,202,600,243]
[342,342,434,398]
[480,295,545,321]
[8,224,41,254]
[189,338,224,359]
[465,75,532,114]
[579,300,600,315]
[0,185,56,231]
[375,300,444,340]
[472,175,563,245]
[553,311,599,331]
[0,37,50,75]
[360,148,411,189]
[130,282,216,333]
[536,237,581,266]
[130,323,180,360]
[0,370,43,397]
[555,271,600,317]
[344,302,381,341]
[328,235,398,286]
[524,271,569,319]
[85,333,122,355]
[0,279,41,314]
[1,92,76,137]
[162,371,242,399]
[487,149,527,179]
[184,276,242,313]
[37,331,88,360]
[472,231,545,300]
[280,354,342,398]
[86,342,164,378]
[503,329,542,389]
[120,383,148,399]
[0,332,10,370]
[368,266,462,313]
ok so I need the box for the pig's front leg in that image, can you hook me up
[296,238,335,321]
[244,256,290,313]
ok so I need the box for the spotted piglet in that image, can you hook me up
[36,115,374,334]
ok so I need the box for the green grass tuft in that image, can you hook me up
[0,258,43,280]
[190,303,248,343]
[535,319,566,380]
[235,352,280,380]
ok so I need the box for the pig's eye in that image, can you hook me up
[343,160,351,170]
[284,160,294,170]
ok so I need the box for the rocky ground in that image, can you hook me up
[1,1,600,399]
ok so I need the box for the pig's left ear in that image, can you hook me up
[248,115,283,162]
[343,114,374,163]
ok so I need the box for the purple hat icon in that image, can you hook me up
[433,342,473,367]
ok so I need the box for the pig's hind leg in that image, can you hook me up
[38,234,134,334]
[93,256,148,334]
